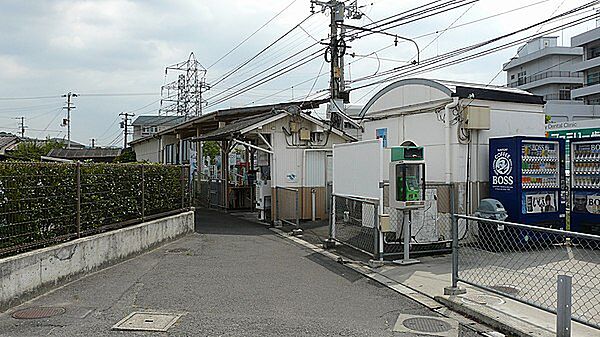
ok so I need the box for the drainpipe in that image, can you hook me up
[445,97,459,184]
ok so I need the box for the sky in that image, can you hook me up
[0,0,597,147]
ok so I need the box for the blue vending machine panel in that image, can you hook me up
[570,137,600,235]
[490,136,565,229]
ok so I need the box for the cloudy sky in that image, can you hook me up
[0,0,597,147]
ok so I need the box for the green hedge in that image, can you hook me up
[0,162,189,256]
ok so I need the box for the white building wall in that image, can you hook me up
[363,99,545,184]
[264,116,347,187]
[132,138,160,163]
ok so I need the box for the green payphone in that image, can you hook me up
[389,145,426,266]
[389,146,426,209]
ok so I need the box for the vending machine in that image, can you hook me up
[570,137,600,235]
[489,136,566,229]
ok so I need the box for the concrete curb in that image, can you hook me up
[268,227,501,336]
[435,295,553,337]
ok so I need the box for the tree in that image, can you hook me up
[113,148,136,163]
[202,141,220,163]
[8,141,64,161]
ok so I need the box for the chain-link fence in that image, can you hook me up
[0,162,191,258]
[332,194,380,258]
[382,183,457,257]
[274,186,300,227]
[452,214,600,330]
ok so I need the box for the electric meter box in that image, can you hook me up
[389,146,426,209]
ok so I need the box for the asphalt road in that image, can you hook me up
[0,209,481,336]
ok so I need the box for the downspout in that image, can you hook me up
[445,97,459,184]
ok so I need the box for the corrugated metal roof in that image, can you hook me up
[47,148,121,159]
[131,116,185,127]
[0,132,20,149]
[197,112,279,141]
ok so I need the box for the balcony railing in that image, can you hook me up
[508,71,583,88]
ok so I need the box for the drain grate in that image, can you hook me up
[112,312,183,332]
[394,314,458,336]
[462,294,505,306]
[489,285,520,295]
[403,317,453,333]
[12,307,65,320]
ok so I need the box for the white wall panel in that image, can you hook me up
[333,139,382,199]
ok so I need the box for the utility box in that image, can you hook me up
[464,106,491,130]
[389,146,426,209]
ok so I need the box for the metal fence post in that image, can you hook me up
[181,164,185,209]
[445,185,465,295]
[275,187,280,227]
[75,162,81,238]
[451,212,459,287]
[557,275,572,337]
[295,188,300,228]
[373,203,382,260]
[140,165,145,222]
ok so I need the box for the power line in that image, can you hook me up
[348,5,600,92]
[0,95,61,101]
[206,49,324,108]
[486,0,570,86]
[210,13,316,87]
[78,92,158,97]
[350,2,598,85]
[207,44,325,102]
[207,0,298,70]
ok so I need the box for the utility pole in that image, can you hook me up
[62,92,78,149]
[119,112,135,149]
[90,138,96,148]
[311,0,362,128]
[15,117,27,138]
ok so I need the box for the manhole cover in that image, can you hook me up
[394,314,458,336]
[403,317,453,333]
[462,294,505,306]
[489,285,520,295]
[112,312,183,332]
[166,248,189,254]
[12,307,65,319]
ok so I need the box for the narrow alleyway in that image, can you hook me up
[0,209,480,336]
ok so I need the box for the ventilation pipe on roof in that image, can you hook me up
[445,97,459,184]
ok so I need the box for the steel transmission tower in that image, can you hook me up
[160,52,210,118]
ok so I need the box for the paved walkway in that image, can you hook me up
[0,209,482,336]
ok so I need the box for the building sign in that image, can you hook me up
[376,128,388,147]
[522,192,557,214]
[491,148,514,191]
[546,120,600,171]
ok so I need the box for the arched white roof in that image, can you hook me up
[359,78,540,117]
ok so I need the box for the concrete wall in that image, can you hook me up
[0,211,194,311]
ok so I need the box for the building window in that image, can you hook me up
[142,126,158,135]
[517,71,527,85]
[587,71,600,86]
[589,46,600,60]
